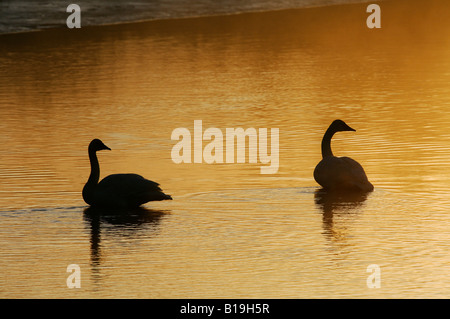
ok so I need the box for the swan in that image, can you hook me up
[82,139,172,208]
[313,120,374,192]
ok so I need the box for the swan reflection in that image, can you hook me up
[314,188,369,242]
[83,206,168,280]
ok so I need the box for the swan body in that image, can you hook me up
[82,139,172,208]
[314,120,373,192]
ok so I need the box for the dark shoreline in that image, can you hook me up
[0,0,406,43]
[1,0,449,56]
[1,0,379,37]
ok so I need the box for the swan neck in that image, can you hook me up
[321,127,335,158]
[88,149,100,185]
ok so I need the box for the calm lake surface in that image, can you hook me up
[1,0,450,298]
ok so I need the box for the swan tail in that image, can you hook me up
[144,190,172,202]
[162,193,173,200]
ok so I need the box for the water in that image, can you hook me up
[1,0,450,298]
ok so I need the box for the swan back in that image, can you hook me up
[95,173,172,208]
[314,156,373,192]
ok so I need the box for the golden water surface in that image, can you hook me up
[1,0,450,298]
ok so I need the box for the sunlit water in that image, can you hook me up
[1,0,450,298]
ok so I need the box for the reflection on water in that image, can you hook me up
[1,0,450,298]
[83,207,167,286]
[314,189,369,243]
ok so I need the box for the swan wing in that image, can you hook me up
[339,157,368,176]
[314,156,373,192]
[96,174,172,207]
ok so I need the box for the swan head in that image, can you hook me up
[89,138,111,152]
[330,119,356,133]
